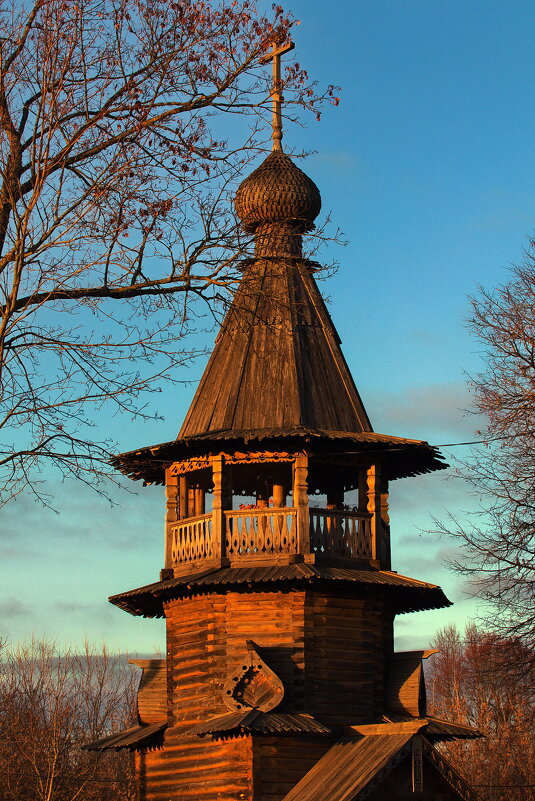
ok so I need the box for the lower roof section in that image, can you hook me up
[188,710,332,737]
[109,563,452,618]
[84,722,166,751]
[279,733,484,801]
[280,733,413,801]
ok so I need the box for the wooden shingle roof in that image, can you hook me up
[108,564,452,618]
[179,258,372,439]
[279,733,413,801]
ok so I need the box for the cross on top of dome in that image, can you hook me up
[259,39,295,151]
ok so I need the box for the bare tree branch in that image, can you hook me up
[0,0,339,505]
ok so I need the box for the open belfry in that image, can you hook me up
[88,41,484,801]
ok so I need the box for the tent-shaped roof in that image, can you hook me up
[179,257,372,439]
[113,150,447,482]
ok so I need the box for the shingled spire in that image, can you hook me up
[179,150,372,439]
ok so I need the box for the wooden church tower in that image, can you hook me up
[88,42,484,801]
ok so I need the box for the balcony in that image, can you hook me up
[166,505,373,574]
[163,452,390,577]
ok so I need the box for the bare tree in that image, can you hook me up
[0,0,336,505]
[428,624,534,801]
[0,637,137,801]
[436,254,535,665]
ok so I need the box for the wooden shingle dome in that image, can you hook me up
[235,149,321,232]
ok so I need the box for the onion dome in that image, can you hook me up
[235,150,321,233]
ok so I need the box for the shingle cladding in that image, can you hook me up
[108,564,452,618]
[178,258,372,439]
[279,733,413,801]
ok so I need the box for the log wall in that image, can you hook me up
[136,586,394,801]
[135,734,252,801]
[304,590,393,725]
[252,735,333,801]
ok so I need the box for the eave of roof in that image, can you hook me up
[362,715,484,742]
[83,722,166,751]
[188,710,332,737]
[108,564,452,618]
[424,716,484,741]
[111,429,448,485]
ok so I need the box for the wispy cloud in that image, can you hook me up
[368,381,484,442]
[0,599,32,617]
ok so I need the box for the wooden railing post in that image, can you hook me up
[293,454,310,556]
[211,454,225,562]
[164,468,179,570]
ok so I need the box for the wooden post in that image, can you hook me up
[211,454,225,562]
[187,485,196,518]
[358,468,368,513]
[256,491,269,508]
[179,475,188,520]
[194,488,205,516]
[164,468,178,570]
[366,464,382,563]
[380,477,391,570]
[293,454,310,556]
[412,735,423,792]
[272,483,285,508]
[326,488,344,509]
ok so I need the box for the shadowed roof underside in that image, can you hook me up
[179,259,372,439]
[112,428,447,484]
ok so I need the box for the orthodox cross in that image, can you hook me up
[259,40,295,151]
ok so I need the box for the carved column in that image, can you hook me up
[380,477,391,570]
[366,464,382,563]
[293,454,309,556]
[365,463,391,568]
[211,454,225,562]
[187,485,196,518]
[164,468,179,570]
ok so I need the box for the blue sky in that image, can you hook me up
[2,0,535,654]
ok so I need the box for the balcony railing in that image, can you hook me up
[169,513,213,566]
[310,509,372,559]
[225,507,298,560]
[167,506,373,571]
